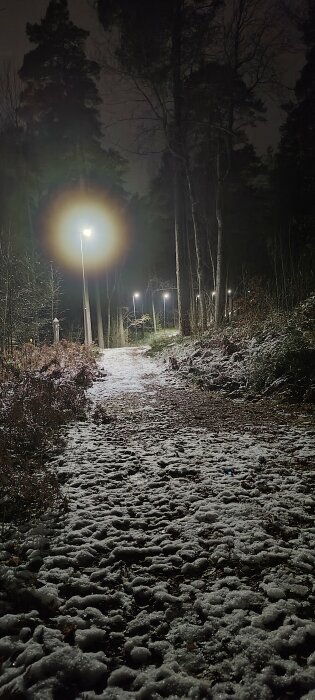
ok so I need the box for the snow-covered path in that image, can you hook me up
[1,348,315,699]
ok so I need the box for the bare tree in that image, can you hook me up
[96,0,222,335]
[212,0,289,325]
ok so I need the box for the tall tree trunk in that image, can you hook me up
[206,223,216,292]
[185,163,207,331]
[106,274,111,348]
[117,306,125,347]
[215,143,226,326]
[2,233,11,353]
[78,146,93,345]
[174,158,191,335]
[152,294,157,333]
[186,217,196,330]
[172,0,191,336]
[95,278,105,349]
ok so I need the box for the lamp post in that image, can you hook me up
[211,290,216,323]
[80,228,92,345]
[133,292,140,341]
[227,288,233,320]
[163,292,169,329]
[133,292,140,320]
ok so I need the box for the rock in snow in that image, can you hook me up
[0,347,314,699]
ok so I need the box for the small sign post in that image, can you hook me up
[53,317,60,344]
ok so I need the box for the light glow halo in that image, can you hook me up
[45,190,128,274]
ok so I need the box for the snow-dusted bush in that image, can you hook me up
[0,342,98,529]
[249,327,315,400]
[159,294,315,402]
[248,296,315,401]
[8,340,98,384]
[147,331,182,356]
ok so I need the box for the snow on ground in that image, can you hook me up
[0,347,314,699]
[88,347,167,399]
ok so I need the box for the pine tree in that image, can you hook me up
[17,0,127,346]
[276,0,315,295]
[19,0,103,188]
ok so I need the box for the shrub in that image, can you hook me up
[0,342,98,531]
[147,331,181,356]
[249,322,315,401]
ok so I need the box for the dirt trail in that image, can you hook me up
[0,347,314,699]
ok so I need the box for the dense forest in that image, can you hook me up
[0,0,314,348]
[0,4,314,697]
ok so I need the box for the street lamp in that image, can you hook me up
[163,292,169,329]
[80,228,92,345]
[133,292,140,341]
[227,288,233,319]
[133,292,140,319]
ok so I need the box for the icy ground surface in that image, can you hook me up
[0,347,315,699]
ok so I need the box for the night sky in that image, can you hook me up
[0,0,305,195]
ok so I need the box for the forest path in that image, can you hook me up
[1,347,314,699]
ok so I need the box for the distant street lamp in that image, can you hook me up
[80,228,92,345]
[163,292,169,329]
[227,288,233,318]
[133,291,140,320]
[133,292,140,341]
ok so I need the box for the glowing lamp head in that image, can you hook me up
[133,292,140,299]
[163,293,169,299]
[82,227,92,238]
[43,188,129,275]
[228,289,232,295]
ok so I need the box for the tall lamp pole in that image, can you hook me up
[80,228,93,345]
[133,292,140,341]
[163,292,169,329]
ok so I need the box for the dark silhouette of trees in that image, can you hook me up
[277,1,315,256]
[97,0,223,335]
[269,0,315,307]
[19,0,102,191]
[97,0,288,331]
[2,0,128,346]
[0,0,311,348]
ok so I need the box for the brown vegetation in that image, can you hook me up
[0,342,98,532]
